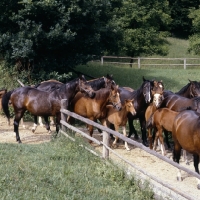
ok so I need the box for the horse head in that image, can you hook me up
[78,75,95,98]
[189,80,200,98]
[153,93,164,108]
[108,84,122,111]
[142,77,152,103]
[125,99,136,116]
[104,74,116,89]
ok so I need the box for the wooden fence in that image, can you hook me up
[100,56,200,69]
[60,99,200,200]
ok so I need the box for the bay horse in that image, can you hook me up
[103,99,136,151]
[146,108,179,155]
[172,110,200,189]
[119,77,164,146]
[145,93,164,150]
[69,84,122,142]
[2,75,95,143]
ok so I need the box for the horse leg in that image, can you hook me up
[122,126,130,151]
[158,132,166,156]
[87,124,94,143]
[164,130,171,149]
[14,111,25,143]
[139,117,148,147]
[173,142,182,181]
[127,117,138,139]
[38,116,44,127]
[109,123,115,140]
[20,117,26,129]
[50,116,55,126]
[147,127,153,149]
[44,116,51,133]
[31,115,38,133]
[55,114,61,133]
[193,154,200,189]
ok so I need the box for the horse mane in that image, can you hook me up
[176,83,190,95]
[87,77,105,90]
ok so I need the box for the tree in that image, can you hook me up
[117,0,171,62]
[0,0,123,82]
[168,0,200,38]
[188,8,200,55]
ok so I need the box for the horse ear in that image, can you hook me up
[107,74,113,79]
[79,74,86,81]
[143,76,146,82]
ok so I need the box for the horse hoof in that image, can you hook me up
[32,129,35,133]
[134,135,139,140]
[177,177,183,181]
[126,148,130,151]
[18,140,22,144]
[197,184,200,190]
[143,142,149,147]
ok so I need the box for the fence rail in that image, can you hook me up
[100,56,200,69]
[60,99,199,200]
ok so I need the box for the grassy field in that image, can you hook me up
[0,135,154,199]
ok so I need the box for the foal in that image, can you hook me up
[102,99,136,151]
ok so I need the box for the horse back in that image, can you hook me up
[172,110,200,154]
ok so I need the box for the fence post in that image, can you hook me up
[184,58,186,69]
[138,57,141,69]
[102,131,110,159]
[101,56,103,65]
[61,99,68,133]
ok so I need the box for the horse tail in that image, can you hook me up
[146,113,154,129]
[2,90,13,122]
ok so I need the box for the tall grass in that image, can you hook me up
[0,135,154,199]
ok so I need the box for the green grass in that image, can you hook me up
[75,63,200,93]
[0,135,154,200]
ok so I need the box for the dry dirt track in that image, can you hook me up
[0,115,200,199]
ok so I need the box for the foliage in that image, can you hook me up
[0,136,154,199]
[0,0,122,83]
[188,8,200,55]
[168,0,200,38]
[116,0,171,57]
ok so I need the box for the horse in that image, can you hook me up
[68,84,122,142]
[103,99,136,151]
[118,77,164,146]
[146,108,179,155]
[172,110,200,189]
[160,94,200,113]
[30,74,116,132]
[145,93,164,150]
[164,80,200,98]
[2,75,95,143]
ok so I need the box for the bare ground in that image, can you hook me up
[0,115,200,199]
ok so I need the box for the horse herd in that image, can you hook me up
[1,74,200,189]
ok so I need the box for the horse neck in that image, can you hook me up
[60,80,79,100]
[95,88,111,106]
[176,83,191,98]
[88,77,105,91]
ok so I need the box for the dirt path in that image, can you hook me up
[0,115,200,199]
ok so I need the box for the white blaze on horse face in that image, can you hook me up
[153,94,162,108]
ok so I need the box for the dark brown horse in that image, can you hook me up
[164,80,200,98]
[2,75,95,143]
[119,78,164,146]
[69,84,122,141]
[160,94,200,113]
[172,110,200,189]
